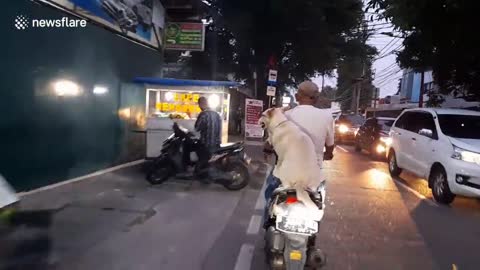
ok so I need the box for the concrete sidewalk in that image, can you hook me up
[0,143,268,270]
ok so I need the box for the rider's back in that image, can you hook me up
[285,105,334,172]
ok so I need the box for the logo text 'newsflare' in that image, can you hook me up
[15,15,87,30]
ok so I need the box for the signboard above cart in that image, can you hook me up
[164,22,205,51]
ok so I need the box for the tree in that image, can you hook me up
[368,0,480,100]
[317,85,337,108]
[192,0,365,103]
[335,25,377,111]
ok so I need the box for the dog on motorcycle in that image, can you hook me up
[259,107,322,211]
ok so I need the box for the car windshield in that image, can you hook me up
[378,119,394,131]
[339,115,365,126]
[438,114,480,139]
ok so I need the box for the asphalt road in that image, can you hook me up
[2,144,480,270]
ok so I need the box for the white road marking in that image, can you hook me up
[337,146,349,153]
[246,215,262,235]
[392,178,438,207]
[234,244,255,270]
[254,165,270,210]
[19,160,145,196]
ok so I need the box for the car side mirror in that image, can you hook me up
[419,128,433,138]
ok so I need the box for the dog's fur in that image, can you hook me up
[259,108,321,210]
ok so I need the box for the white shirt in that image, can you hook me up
[285,105,335,170]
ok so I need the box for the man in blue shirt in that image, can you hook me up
[194,96,222,177]
[195,96,222,152]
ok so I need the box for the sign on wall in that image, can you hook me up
[39,0,165,49]
[245,98,264,139]
[156,92,202,114]
[268,69,278,83]
[266,86,276,97]
[164,22,205,51]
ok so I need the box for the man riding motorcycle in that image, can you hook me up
[263,81,335,221]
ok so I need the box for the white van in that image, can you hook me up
[388,108,480,204]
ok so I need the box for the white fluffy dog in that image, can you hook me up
[259,108,321,210]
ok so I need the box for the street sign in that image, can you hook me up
[268,70,278,83]
[266,86,276,97]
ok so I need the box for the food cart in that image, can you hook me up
[133,78,240,159]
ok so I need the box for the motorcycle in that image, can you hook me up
[264,149,333,270]
[264,182,326,270]
[146,123,251,191]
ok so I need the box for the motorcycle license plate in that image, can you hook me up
[276,215,318,235]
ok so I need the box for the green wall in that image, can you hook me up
[0,1,163,191]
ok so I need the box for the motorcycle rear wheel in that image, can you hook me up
[222,162,250,191]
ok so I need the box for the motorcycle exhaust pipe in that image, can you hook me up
[265,226,285,252]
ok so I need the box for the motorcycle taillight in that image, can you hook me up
[286,196,298,204]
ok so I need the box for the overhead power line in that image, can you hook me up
[374,44,404,61]
[375,63,398,77]
[377,75,403,89]
[378,37,399,55]
[375,68,402,81]
[375,69,403,86]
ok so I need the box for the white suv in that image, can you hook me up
[388,108,480,204]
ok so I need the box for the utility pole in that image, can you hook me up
[350,83,358,113]
[252,49,258,99]
[418,70,425,107]
[354,22,369,114]
[356,81,361,113]
[253,70,257,99]
[321,72,325,92]
[373,87,379,108]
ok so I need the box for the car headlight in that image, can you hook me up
[338,124,349,134]
[376,144,387,153]
[379,136,392,146]
[452,146,480,165]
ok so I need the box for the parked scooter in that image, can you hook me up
[264,154,332,270]
[146,123,251,190]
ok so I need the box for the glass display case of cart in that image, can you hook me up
[147,89,227,120]
[145,88,231,158]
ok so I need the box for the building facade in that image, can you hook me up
[1,1,166,190]
[400,69,434,103]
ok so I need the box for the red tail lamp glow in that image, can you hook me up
[286,196,298,204]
